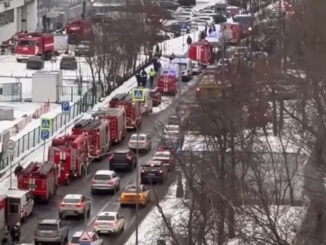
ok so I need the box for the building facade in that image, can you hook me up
[0,0,38,43]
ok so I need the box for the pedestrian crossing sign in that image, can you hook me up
[132,88,145,102]
[41,117,52,130]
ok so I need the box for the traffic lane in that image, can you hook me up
[19,100,178,243]
[20,76,198,243]
[103,173,176,245]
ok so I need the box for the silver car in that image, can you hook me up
[128,133,152,152]
[94,211,125,234]
[59,194,91,219]
[91,170,120,194]
[34,219,69,244]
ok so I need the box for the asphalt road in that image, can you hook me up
[18,75,199,244]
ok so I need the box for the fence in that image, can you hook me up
[0,58,150,172]
[0,82,22,102]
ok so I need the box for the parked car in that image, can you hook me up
[70,230,103,245]
[108,150,137,171]
[91,170,120,194]
[152,150,176,171]
[59,194,91,219]
[75,41,94,57]
[94,211,125,234]
[26,56,44,70]
[34,219,69,245]
[119,184,150,207]
[128,133,152,152]
[141,160,168,184]
[60,56,77,70]
[192,61,202,75]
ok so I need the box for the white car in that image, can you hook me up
[91,170,120,194]
[163,125,180,135]
[94,212,125,234]
[128,133,152,152]
[70,230,103,245]
[59,194,91,219]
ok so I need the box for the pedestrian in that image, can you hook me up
[135,71,141,87]
[148,68,156,88]
[200,31,206,40]
[11,222,20,244]
[169,53,176,62]
[208,27,212,34]
[14,163,23,176]
[186,35,192,46]
[155,44,160,56]
[212,25,216,32]
[141,70,147,87]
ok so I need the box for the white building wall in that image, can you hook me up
[0,0,37,43]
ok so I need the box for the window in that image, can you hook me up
[0,9,14,27]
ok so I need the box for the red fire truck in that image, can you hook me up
[109,94,142,130]
[15,32,54,62]
[17,161,58,202]
[157,68,178,95]
[72,119,111,159]
[0,196,7,243]
[93,107,127,144]
[65,19,93,44]
[48,134,90,185]
[188,41,213,65]
[221,23,240,44]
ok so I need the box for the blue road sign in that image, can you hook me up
[61,101,70,112]
[132,88,145,102]
[40,129,50,140]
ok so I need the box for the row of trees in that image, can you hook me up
[150,0,326,244]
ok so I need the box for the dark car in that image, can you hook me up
[141,160,168,184]
[108,150,137,171]
[60,56,77,70]
[26,56,44,70]
[214,14,227,24]
[74,41,94,57]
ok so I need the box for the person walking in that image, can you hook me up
[135,71,141,87]
[186,35,192,46]
[148,68,156,88]
[141,70,147,87]
[11,223,20,244]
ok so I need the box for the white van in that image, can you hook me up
[171,58,192,82]
[7,189,34,226]
[141,89,153,115]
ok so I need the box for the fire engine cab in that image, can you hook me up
[48,134,90,185]
[188,40,213,65]
[17,161,58,202]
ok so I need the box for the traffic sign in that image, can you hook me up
[61,101,70,112]
[132,88,145,102]
[41,117,52,130]
[40,129,50,140]
[79,230,92,243]
[6,140,15,150]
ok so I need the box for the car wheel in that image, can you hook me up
[65,178,70,186]
[129,164,133,172]
[59,212,63,219]
[91,189,97,195]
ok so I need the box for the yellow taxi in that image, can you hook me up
[119,184,150,207]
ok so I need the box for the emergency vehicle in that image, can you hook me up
[188,41,213,65]
[72,119,111,159]
[93,107,127,143]
[15,33,54,62]
[0,196,7,242]
[221,23,240,44]
[17,161,58,202]
[65,19,93,44]
[109,94,142,130]
[157,68,178,95]
[48,134,90,185]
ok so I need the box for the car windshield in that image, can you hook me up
[124,185,141,193]
[94,174,111,180]
[130,135,146,141]
[38,224,57,230]
[71,236,81,243]
[63,198,80,203]
[97,215,115,221]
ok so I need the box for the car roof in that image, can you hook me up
[131,133,147,137]
[97,211,118,217]
[95,170,115,175]
[38,219,58,224]
[114,149,130,154]
[72,230,95,237]
[6,189,30,198]
[63,194,82,199]
[154,151,171,155]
